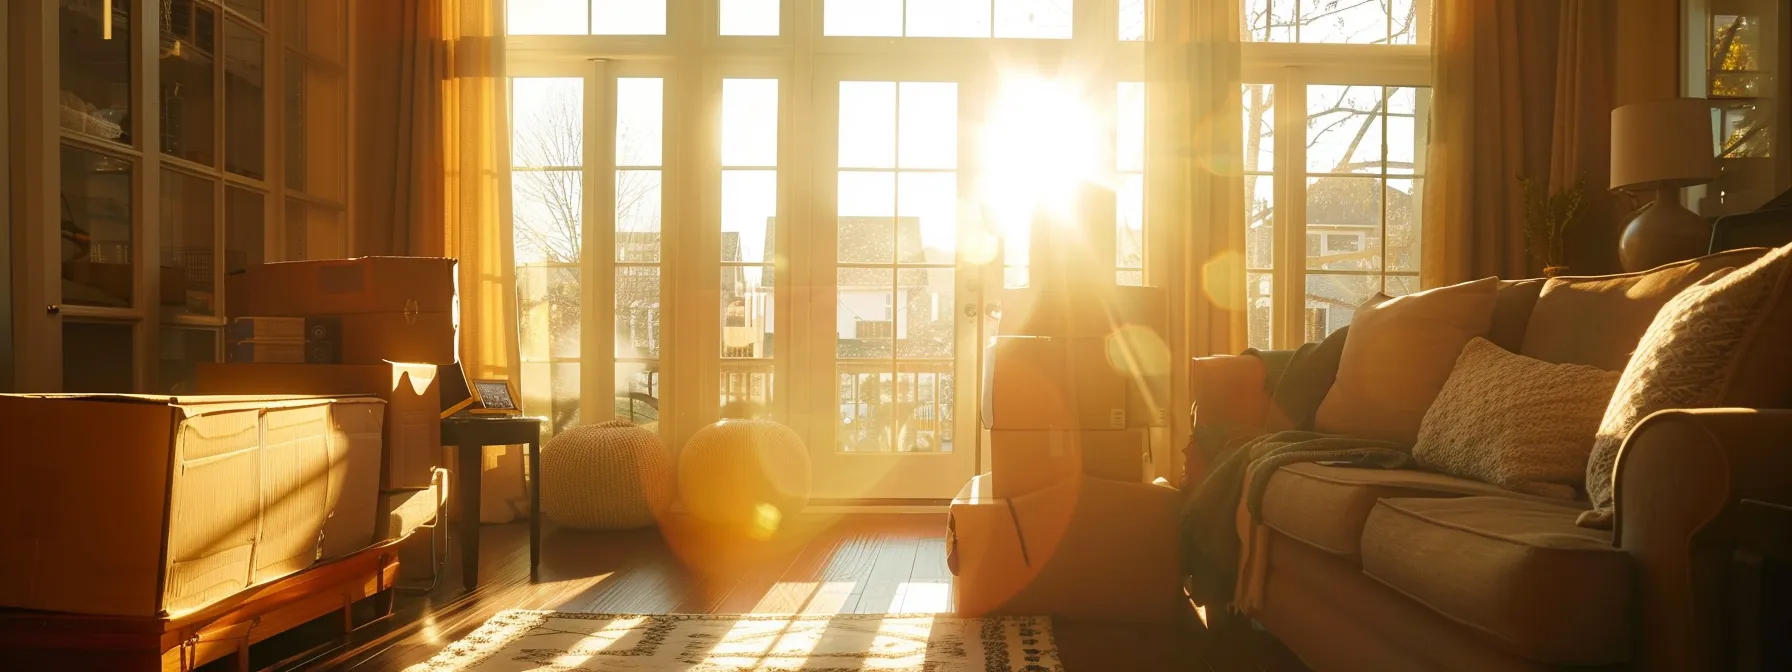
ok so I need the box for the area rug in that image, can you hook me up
[404,610,1061,671]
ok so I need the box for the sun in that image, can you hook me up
[979,75,1101,242]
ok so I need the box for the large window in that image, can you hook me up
[1241,0,1430,350]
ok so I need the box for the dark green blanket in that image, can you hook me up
[1180,430,1412,608]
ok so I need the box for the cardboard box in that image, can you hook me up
[227,339,306,363]
[989,429,1148,498]
[196,363,443,490]
[0,394,382,618]
[947,474,1183,624]
[228,257,459,364]
[998,285,1166,338]
[982,335,1130,430]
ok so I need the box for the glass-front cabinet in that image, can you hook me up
[10,0,351,393]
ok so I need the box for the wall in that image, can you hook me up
[1616,0,1684,106]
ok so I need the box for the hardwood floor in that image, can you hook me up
[313,512,1288,671]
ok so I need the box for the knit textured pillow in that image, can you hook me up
[1414,337,1622,499]
[1585,243,1792,518]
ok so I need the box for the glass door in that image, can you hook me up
[808,62,981,500]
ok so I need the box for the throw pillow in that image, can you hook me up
[1315,277,1500,444]
[1521,248,1769,371]
[1413,337,1622,499]
[1585,243,1792,521]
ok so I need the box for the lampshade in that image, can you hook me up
[1610,98,1719,190]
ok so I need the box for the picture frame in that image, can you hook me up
[469,379,521,415]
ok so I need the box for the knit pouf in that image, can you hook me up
[678,419,811,536]
[541,420,673,530]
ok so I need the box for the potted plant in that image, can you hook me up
[1518,173,1588,277]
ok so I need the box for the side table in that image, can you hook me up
[441,415,547,591]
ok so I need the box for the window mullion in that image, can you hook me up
[1275,67,1307,349]
[583,62,618,426]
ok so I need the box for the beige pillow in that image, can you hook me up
[1586,244,1792,516]
[1520,248,1769,371]
[1315,277,1499,443]
[1414,338,1622,499]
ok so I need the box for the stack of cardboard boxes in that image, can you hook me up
[949,197,1184,623]
[197,257,462,582]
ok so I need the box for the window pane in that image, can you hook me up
[723,266,775,357]
[995,0,1073,39]
[898,172,957,260]
[723,79,779,167]
[617,170,661,262]
[824,0,902,37]
[64,322,134,393]
[616,362,661,427]
[895,365,954,452]
[721,365,773,415]
[1305,273,1379,342]
[1306,85,1382,174]
[840,82,897,168]
[516,263,581,362]
[508,0,587,35]
[161,0,216,164]
[59,0,134,144]
[894,269,955,358]
[908,0,990,38]
[225,187,264,276]
[617,78,663,167]
[161,170,217,316]
[513,170,582,263]
[839,368,895,452]
[898,82,957,169]
[1247,271,1273,350]
[722,170,777,262]
[516,361,580,436]
[284,200,344,260]
[722,0,780,35]
[1306,176,1382,271]
[838,268,895,359]
[1117,173,1144,277]
[1297,0,1392,44]
[593,0,666,35]
[1243,83,1274,172]
[61,145,135,308]
[616,266,660,358]
[1246,175,1273,268]
[839,172,895,263]
[1118,82,1146,172]
[224,17,266,179]
[1389,0,1420,45]
[1388,87,1428,175]
[511,78,583,168]
[1243,0,1295,42]
[1389,178,1422,272]
[1119,0,1146,40]
[1386,275,1420,296]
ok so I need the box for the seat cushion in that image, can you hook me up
[1360,496,1630,666]
[377,482,443,540]
[1520,247,1768,372]
[1259,464,1543,558]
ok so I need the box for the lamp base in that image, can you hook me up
[1618,188,1712,272]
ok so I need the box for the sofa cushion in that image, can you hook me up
[1585,242,1792,515]
[1316,277,1499,443]
[1360,496,1630,666]
[1520,247,1769,372]
[1488,278,1545,353]
[1259,463,1544,558]
[1414,337,1622,499]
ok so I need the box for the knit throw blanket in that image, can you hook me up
[1179,430,1412,609]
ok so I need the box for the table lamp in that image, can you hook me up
[1611,98,1719,271]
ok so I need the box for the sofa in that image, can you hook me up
[1186,245,1792,670]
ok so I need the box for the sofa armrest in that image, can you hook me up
[1614,408,1792,671]
[1188,354,1272,431]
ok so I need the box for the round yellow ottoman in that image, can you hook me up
[541,420,672,530]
